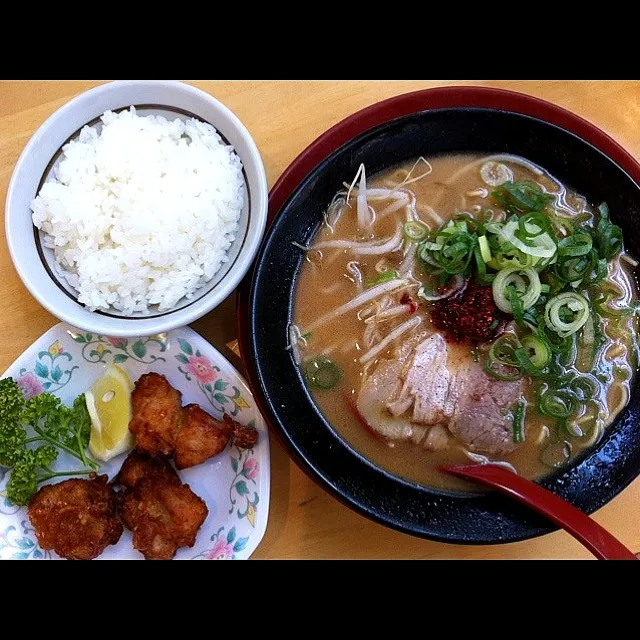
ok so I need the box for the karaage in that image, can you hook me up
[128,374,258,468]
[112,451,208,560]
[129,373,182,456]
[28,475,122,560]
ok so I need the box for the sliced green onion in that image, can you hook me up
[365,269,399,288]
[570,375,599,402]
[490,334,521,366]
[514,347,546,377]
[578,311,595,370]
[540,439,572,468]
[535,322,572,356]
[492,267,542,314]
[566,411,599,439]
[506,285,525,326]
[403,221,429,242]
[491,181,554,214]
[474,247,494,285]
[613,366,631,381]
[302,357,342,390]
[536,384,577,419]
[597,305,634,318]
[453,212,477,229]
[512,400,526,444]
[484,221,505,235]
[594,202,623,260]
[417,274,465,301]
[499,219,557,258]
[478,235,492,263]
[418,228,477,277]
[483,334,523,381]
[589,301,607,368]
[592,291,635,318]
[521,334,552,368]
[594,258,608,283]
[557,231,593,257]
[553,249,597,283]
[559,332,578,368]
[545,292,590,338]
[487,249,537,270]
[519,212,555,238]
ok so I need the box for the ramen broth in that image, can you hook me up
[293,153,638,491]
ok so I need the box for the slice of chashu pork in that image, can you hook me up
[356,332,523,455]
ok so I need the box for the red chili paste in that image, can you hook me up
[430,281,506,343]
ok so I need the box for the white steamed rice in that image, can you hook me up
[31,107,245,314]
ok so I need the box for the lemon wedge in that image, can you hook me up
[85,364,134,462]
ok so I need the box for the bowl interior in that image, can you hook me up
[248,107,640,544]
[35,105,251,320]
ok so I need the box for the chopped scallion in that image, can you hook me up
[364,270,399,288]
[302,357,342,390]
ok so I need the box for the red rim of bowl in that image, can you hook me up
[236,83,640,484]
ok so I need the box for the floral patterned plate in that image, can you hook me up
[0,323,270,560]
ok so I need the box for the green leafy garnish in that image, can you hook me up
[557,231,593,257]
[512,400,527,444]
[403,221,429,242]
[302,357,343,390]
[417,220,478,285]
[0,378,98,506]
[491,181,554,214]
[0,378,27,467]
[594,203,623,260]
[364,269,399,288]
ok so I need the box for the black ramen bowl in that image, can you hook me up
[238,87,640,544]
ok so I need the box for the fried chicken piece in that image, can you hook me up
[174,404,231,469]
[113,452,208,560]
[173,410,259,469]
[28,475,122,560]
[119,479,208,560]
[226,414,260,450]
[112,450,177,489]
[129,373,182,456]
[128,373,259,469]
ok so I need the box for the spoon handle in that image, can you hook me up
[441,464,637,560]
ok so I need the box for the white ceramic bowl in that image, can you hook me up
[5,80,268,337]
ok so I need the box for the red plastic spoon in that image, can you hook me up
[440,464,637,560]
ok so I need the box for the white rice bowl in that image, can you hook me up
[30,107,245,314]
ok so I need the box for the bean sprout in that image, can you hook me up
[359,316,422,364]
[286,324,307,366]
[346,261,363,290]
[352,225,403,255]
[462,449,518,474]
[302,278,409,334]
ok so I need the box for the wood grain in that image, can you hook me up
[1,80,639,559]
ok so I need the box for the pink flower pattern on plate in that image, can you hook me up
[243,457,259,481]
[205,538,234,560]
[186,355,217,385]
[17,372,44,399]
[106,337,128,349]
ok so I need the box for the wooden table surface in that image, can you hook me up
[1,80,639,559]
